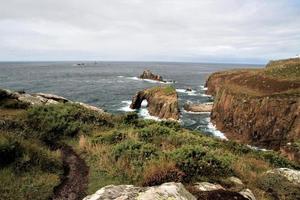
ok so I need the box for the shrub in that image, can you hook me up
[159,120,181,131]
[171,145,233,181]
[258,151,296,168]
[0,99,29,109]
[141,159,185,186]
[112,140,159,163]
[123,112,139,125]
[92,131,126,144]
[258,173,300,200]
[0,135,22,167]
[25,103,112,142]
[137,124,173,142]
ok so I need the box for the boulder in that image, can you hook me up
[239,189,256,200]
[193,182,224,191]
[266,168,300,185]
[34,93,69,103]
[139,70,164,82]
[184,103,212,112]
[83,182,196,200]
[76,102,104,113]
[130,86,180,120]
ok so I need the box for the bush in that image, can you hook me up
[92,131,126,144]
[112,140,159,163]
[258,151,297,168]
[123,112,139,125]
[137,124,174,142]
[171,145,233,181]
[258,173,300,200]
[159,120,181,131]
[142,160,185,186]
[0,99,29,109]
[25,103,112,142]
[0,135,22,167]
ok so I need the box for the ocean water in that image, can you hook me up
[0,61,262,138]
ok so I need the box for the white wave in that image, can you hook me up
[126,77,173,84]
[117,75,124,78]
[183,109,211,115]
[118,101,135,112]
[138,108,161,121]
[200,93,212,97]
[118,100,161,121]
[200,85,208,91]
[204,117,227,140]
[176,89,199,96]
[246,145,270,152]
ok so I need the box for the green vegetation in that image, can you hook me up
[0,102,299,199]
[146,85,176,96]
[0,132,62,200]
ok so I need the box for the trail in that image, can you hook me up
[52,145,89,200]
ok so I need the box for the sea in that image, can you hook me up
[0,61,262,139]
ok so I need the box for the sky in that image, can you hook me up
[0,0,299,64]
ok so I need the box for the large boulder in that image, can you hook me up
[130,86,180,120]
[266,168,300,185]
[83,182,196,200]
[139,70,164,82]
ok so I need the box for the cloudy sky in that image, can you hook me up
[0,0,299,63]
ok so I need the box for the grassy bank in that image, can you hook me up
[0,102,299,199]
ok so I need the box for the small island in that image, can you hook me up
[130,86,180,120]
[139,70,165,82]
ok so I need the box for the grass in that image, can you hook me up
[1,103,299,199]
[146,85,176,96]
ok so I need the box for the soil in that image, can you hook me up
[52,145,89,200]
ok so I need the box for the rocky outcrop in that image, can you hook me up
[84,182,256,200]
[0,88,104,113]
[184,102,212,112]
[266,168,300,185]
[139,70,164,82]
[130,86,180,120]
[205,58,300,151]
[83,182,196,200]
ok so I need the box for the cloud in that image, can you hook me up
[0,0,299,63]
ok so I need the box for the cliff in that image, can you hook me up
[130,86,180,120]
[205,58,300,151]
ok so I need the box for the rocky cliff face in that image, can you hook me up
[130,86,180,120]
[206,58,300,151]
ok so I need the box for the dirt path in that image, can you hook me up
[52,145,89,200]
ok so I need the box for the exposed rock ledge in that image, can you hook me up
[130,86,180,120]
[184,102,212,112]
[0,88,104,113]
[139,70,165,82]
[84,181,256,200]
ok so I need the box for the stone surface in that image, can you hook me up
[76,102,104,113]
[83,182,196,200]
[183,103,212,113]
[130,86,180,120]
[266,168,300,185]
[239,189,256,200]
[139,70,164,82]
[34,93,69,102]
[193,182,224,192]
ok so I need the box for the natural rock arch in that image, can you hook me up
[130,86,180,120]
